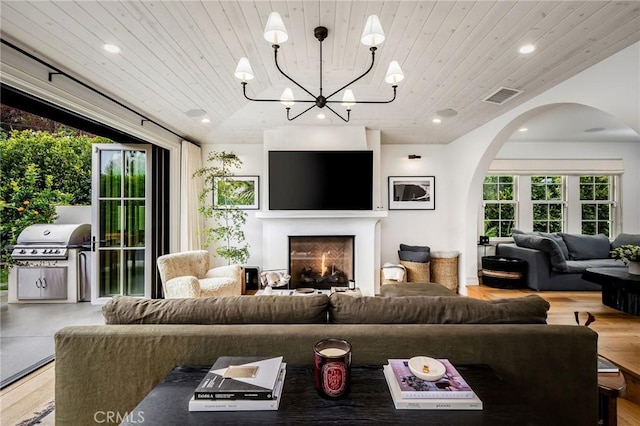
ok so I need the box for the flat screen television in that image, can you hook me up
[268,150,373,210]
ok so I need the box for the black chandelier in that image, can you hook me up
[234,12,404,122]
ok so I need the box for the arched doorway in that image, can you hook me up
[464,103,640,288]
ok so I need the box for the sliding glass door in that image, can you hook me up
[92,144,152,302]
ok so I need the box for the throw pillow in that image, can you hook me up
[611,233,640,249]
[399,243,430,253]
[398,250,430,263]
[512,230,569,259]
[538,232,570,260]
[512,233,568,272]
[561,233,611,260]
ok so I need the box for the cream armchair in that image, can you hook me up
[157,250,243,298]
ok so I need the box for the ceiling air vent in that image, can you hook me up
[483,87,522,105]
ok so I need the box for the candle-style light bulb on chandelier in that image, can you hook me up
[234,12,404,122]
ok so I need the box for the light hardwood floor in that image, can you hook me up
[467,284,640,426]
[2,286,640,425]
[1,362,55,426]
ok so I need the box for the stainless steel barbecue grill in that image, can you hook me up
[8,223,92,303]
[11,223,91,260]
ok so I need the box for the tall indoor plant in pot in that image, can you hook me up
[611,244,640,275]
[193,151,250,265]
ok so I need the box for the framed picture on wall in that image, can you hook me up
[388,176,435,210]
[213,176,259,210]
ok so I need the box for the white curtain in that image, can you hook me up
[180,141,204,251]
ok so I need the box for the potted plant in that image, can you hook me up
[610,244,640,275]
[193,151,249,265]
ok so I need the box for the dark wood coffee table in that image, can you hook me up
[582,267,640,315]
[121,364,554,425]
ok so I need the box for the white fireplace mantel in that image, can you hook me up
[256,210,388,296]
[256,211,388,220]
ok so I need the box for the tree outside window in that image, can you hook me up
[0,105,112,275]
[481,173,618,239]
[580,175,613,236]
[482,175,515,238]
[531,176,564,233]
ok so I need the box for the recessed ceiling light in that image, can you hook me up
[317,113,326,119]
[519,127,528,132]
[519,44,536,54]
[201,118,211,123]
[432,118,441,124]
[103,44,121,54]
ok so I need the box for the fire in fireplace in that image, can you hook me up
[288,236,354,289]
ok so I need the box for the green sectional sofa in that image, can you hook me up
[54,291,598,425]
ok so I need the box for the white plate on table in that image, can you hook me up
[408,356,446,381]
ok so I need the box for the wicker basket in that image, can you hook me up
[399,260,431,283]
[430,252,459,291]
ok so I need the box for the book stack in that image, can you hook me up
[597,356,620,373]
[383,359,483,410]
[189,356,286,411]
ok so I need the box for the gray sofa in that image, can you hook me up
[496,232,637,291]
[55,291,598,425]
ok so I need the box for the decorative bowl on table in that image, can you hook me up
[408,356,446,381]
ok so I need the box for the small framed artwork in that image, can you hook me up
[213,176,259,209]
[388,176,435,210]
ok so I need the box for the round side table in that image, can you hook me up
[481,256,527,288]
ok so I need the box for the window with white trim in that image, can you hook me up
[482,175,516,238]
[579,175,613,237]
[480,173,619,239]
[531,176,565,233]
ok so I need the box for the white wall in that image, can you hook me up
[202,42,640,292]
[379,144,460,263]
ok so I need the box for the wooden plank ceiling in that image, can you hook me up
[1,1,639,145]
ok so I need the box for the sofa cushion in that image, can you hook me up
[398,250,430,263]
[561,233,611,260]
[513,233,568,272]
[380,282,457,297]
[611,233,640,249]
[102,294,329,324]
[328,293,549,324]
[565,259,626,273]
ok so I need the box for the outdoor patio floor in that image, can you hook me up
[0,290,103,388]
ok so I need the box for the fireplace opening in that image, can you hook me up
[288,236,354,289]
